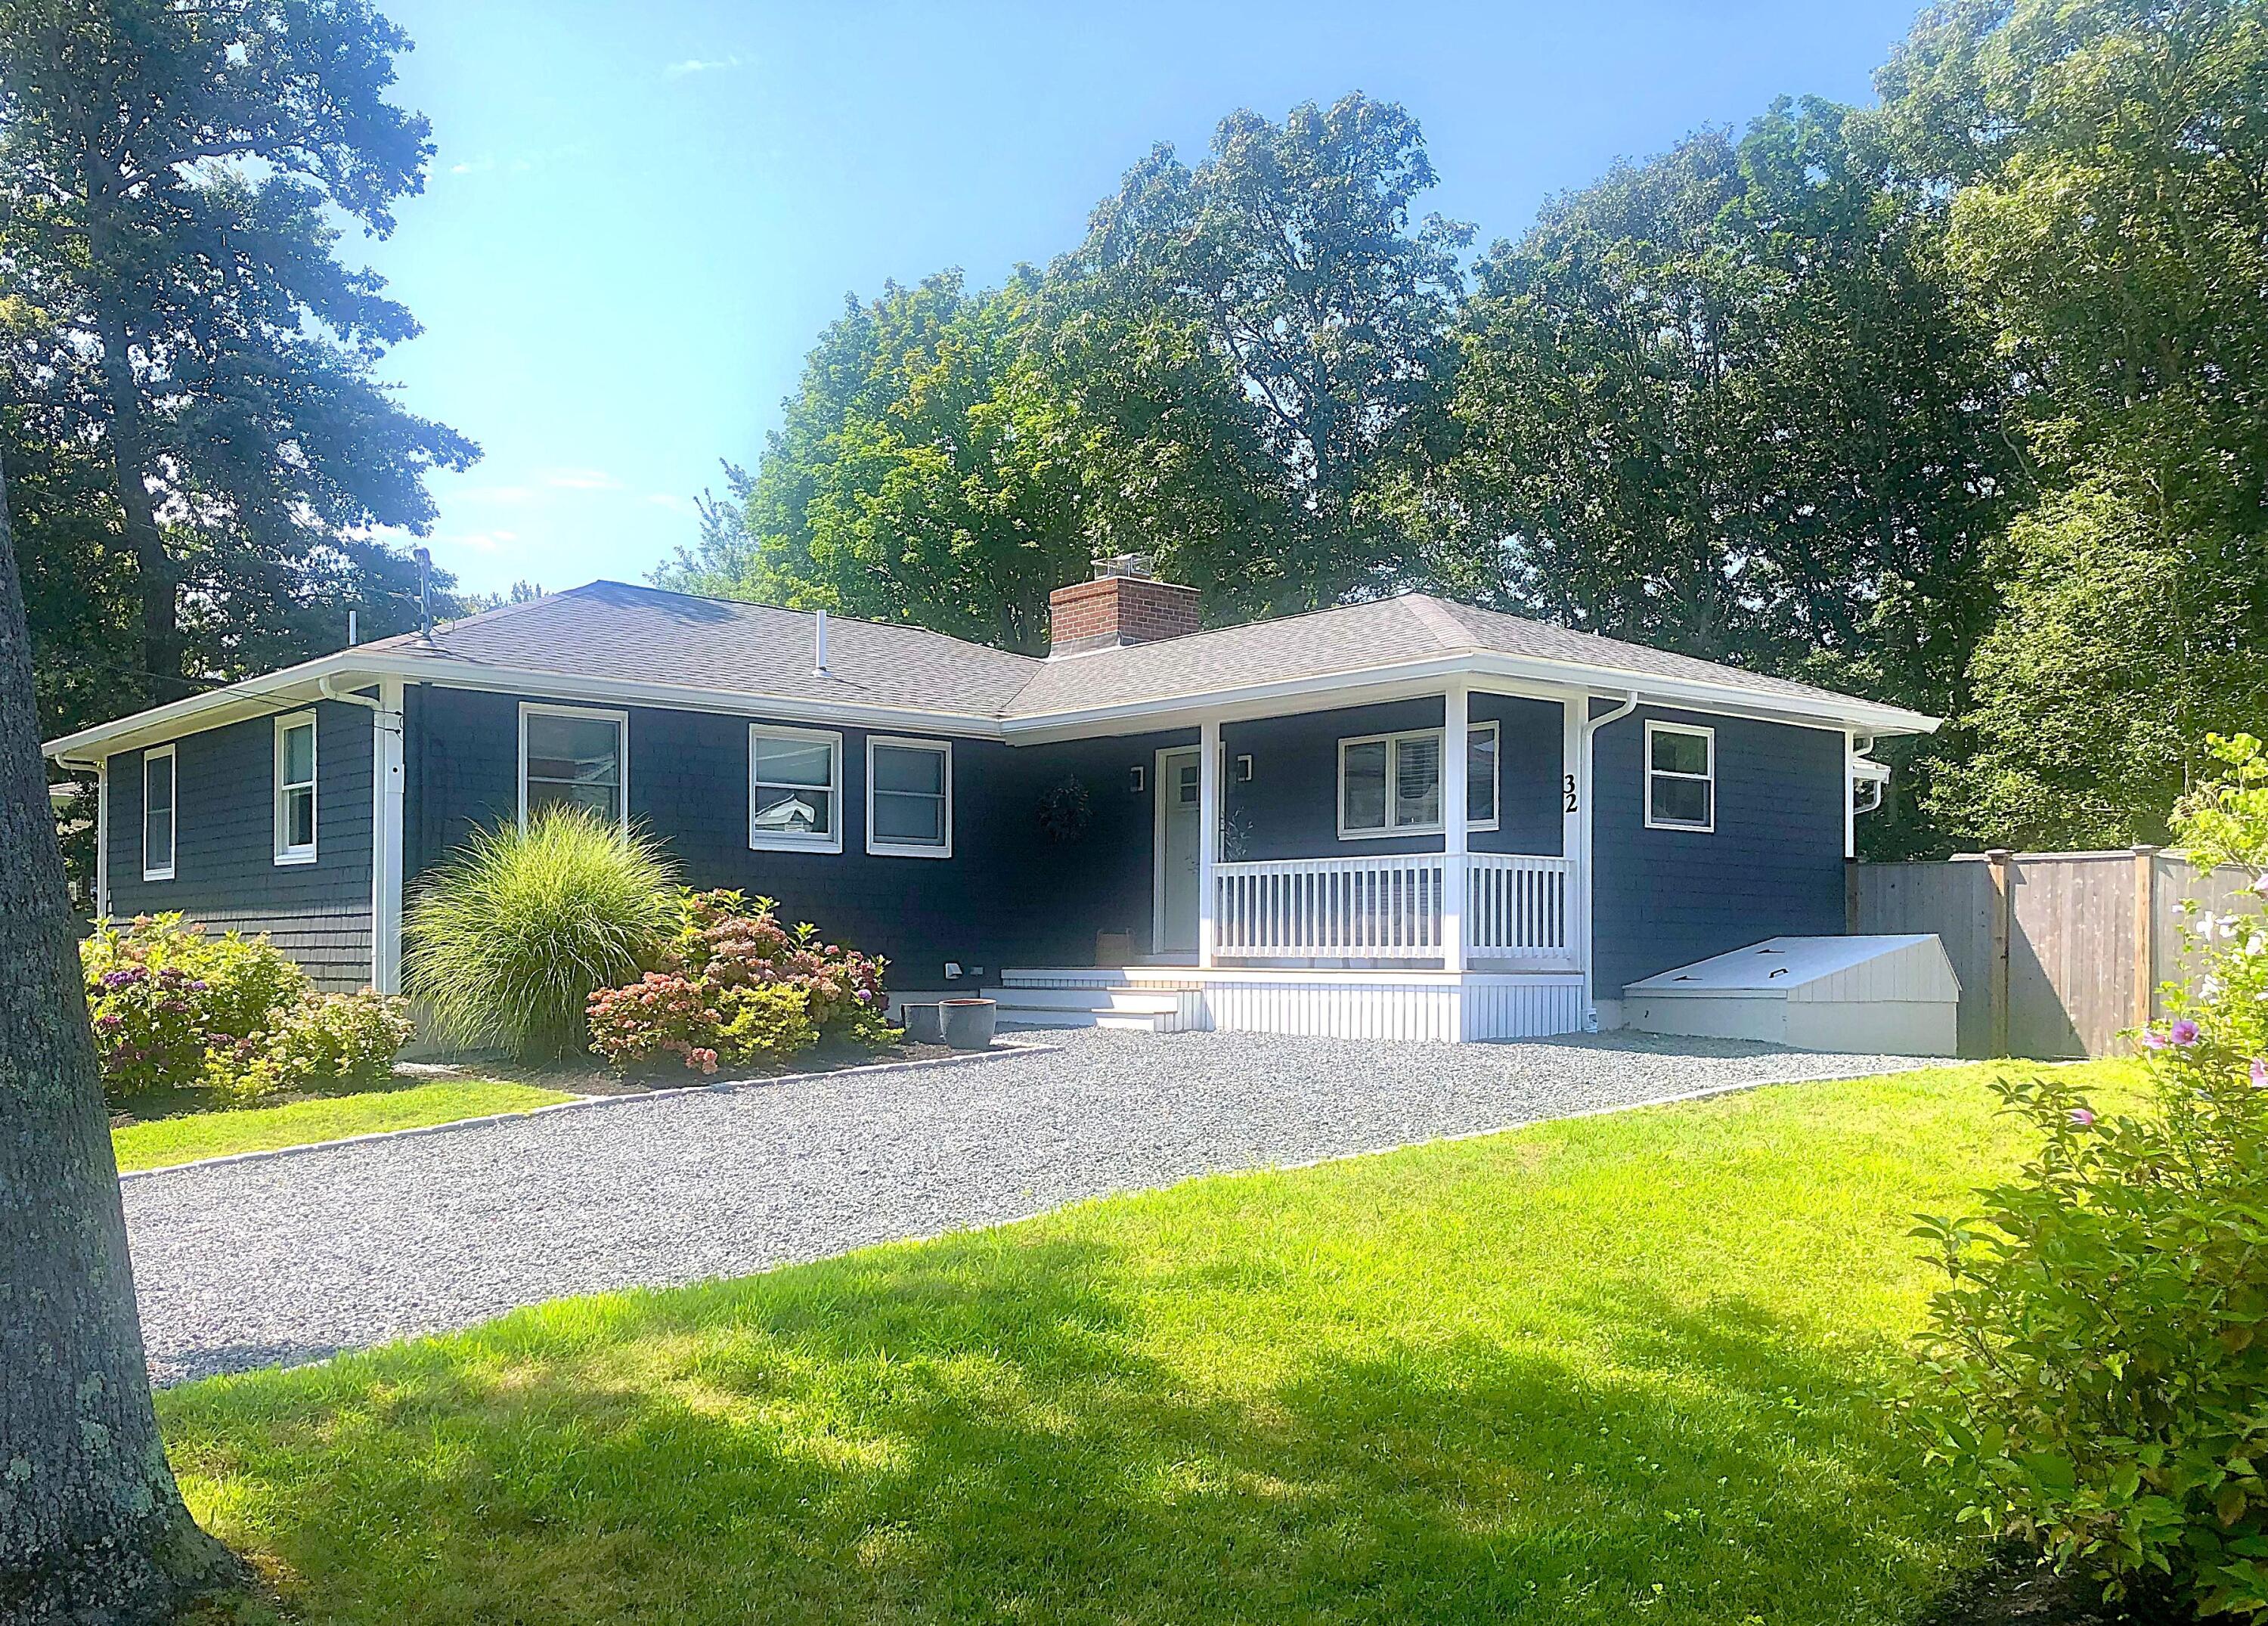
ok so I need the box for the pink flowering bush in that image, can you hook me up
[1914,736,2268,1616]
[584,890,888,1075]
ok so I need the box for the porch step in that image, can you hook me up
[982,980,1198,1034]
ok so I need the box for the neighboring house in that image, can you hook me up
[44,561,1936,1042]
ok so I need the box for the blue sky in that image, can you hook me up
[357,0,1923,596]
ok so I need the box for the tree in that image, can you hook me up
[0,444,237,1619]
[1076,93,1471,609]
[0,0,475,706]
[1875,0,2268,845]
[1431,99,2014,854]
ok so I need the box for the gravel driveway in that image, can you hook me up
[124,1027,1933,1385]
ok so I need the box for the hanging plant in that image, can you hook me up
[1036,775,1093,844]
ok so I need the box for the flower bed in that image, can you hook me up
[83,914,412,1105]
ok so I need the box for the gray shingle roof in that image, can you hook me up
[360,581,1928,731]
[365,581,1043,717]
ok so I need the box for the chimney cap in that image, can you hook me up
[1095,553,1154,581]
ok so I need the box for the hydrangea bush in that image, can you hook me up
[585,890,890,1075]
[1914,735,2268,1616]
[82,913,412,1103]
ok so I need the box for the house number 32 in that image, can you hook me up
[1564,775,1579,813]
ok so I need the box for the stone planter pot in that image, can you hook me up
[940,998,997,1051]
[900,1002,944,1045]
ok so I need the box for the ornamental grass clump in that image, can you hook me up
[1914,734,2268,1617]
[404,807,678,1064]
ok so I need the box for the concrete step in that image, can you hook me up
[994,1005,1173,1033]
[984,985,1185,1015]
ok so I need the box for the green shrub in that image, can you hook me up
[254,992,417,1093]
[404,807,678,1064]
[82,914,311,1098]
[1914,734,2268,1616]
[584,890,887,1075]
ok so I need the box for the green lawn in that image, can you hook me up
[162,1061,2117,1625]
[113,1078,576,1172]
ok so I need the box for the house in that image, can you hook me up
[43,561,1937,1042]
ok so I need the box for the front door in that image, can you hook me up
[1155,747,1202,955]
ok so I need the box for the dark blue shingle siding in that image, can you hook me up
[104,700,376,990]
[1588,705,1846,994]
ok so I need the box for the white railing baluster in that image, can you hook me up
[1210,852,1576,967]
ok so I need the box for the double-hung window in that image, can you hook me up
[274,712,318,864]
[750,726,841,852]
[867,736,952,858]
[142,744,176,881]
[1645,720,1715,832]
[1338,723,1499,838]
[520,705,627,828]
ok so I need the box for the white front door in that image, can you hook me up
[1155,747,1202,955]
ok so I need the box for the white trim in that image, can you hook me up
[141,743,176,881]
[864,735,953,859]
[1197,718,1221,968]
[271,711,319,866]
[1577,692,1639,1025]
[518,702,630,832]
[372,678,407,994]
[1335,723,1499,841]
[748,723,844,854]
[94,756,110,918]
[39,640,1941,764]
[1643,720,1716,834]
[1152,744,1200,956]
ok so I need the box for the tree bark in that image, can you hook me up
[0,447,237,1619]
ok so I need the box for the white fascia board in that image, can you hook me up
[45,650,1012,760]
[999,652,1938,744]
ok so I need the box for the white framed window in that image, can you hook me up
[274,711,318,865]
[866,736,952,859]
[141,743,176,881]
[519,704,628,829]
[1337,724,1500,838]
[1645,720,1715,832]
[750,725,842,852]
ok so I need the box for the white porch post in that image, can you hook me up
[1442,680,1469,971]
[1197,718,1221,968]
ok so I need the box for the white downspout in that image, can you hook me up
[1577,691,1639,1029]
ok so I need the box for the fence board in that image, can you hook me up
[1854,849,2251,1060]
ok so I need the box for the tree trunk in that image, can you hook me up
[85,250,181,705]
[0,447,237,1619]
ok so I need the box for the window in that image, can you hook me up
[142,744,176,881]
[1338,724,1500,838]
[274,712,318,864]
[519,705,627,828]
[750,725,841,852]
[1645,720,1715,832]
[867,736,952,858]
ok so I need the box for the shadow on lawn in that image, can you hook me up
[163,1239,1960,1625]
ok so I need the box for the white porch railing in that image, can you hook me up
[1213,853,1576,965]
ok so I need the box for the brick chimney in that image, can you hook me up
[1048,555,1201,656]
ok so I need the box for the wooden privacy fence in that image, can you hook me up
[1848,849,2256,1059]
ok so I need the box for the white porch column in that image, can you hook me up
[1197,718,1221,968]
[1442,680,1469,972]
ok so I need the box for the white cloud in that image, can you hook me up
[664,53,745,77]
[646,492,700,516]
[458,484,537,506]
[449,153,496,175]
[544,469,626,492]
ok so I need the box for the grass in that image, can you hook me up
[161,1060,2127,1625]
[112,1078,577,1172]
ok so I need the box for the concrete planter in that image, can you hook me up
[940,998,997,1051]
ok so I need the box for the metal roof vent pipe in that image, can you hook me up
[813,608,830,677]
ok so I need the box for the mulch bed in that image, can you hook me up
[1919,1544,2198,1626]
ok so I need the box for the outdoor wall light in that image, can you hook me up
[1236,754,1254,782]
[1128,765,1145,793]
